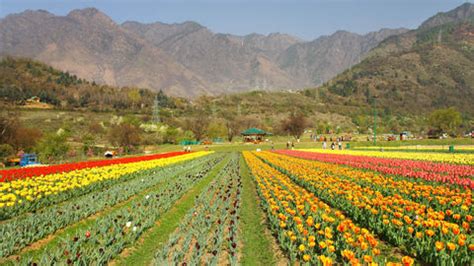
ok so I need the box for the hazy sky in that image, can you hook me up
[0,0,471,40]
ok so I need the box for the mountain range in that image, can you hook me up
[306,2,474,116]
[1,3,473,134]
[0,7,406,97]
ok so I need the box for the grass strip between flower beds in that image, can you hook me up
[239,154,277,266]
[0,157,216,264]
[113,153,231,266]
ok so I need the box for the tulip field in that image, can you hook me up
[243,149,473,265]
[0,147,473,265]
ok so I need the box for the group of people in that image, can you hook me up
[183,146,192,152]
[321,136,344,150]
[285,141,295,150]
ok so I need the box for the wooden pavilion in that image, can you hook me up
[241,128,271,143]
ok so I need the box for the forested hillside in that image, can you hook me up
[0,57,157,112]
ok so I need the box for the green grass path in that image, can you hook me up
[239,154,276,266]
[115,154,231,266]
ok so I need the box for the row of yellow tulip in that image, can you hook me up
[0,151,212,209]
[256,151,473,265]
[354,145,474,151]
[300,148,474,165]
[243,151,412,265]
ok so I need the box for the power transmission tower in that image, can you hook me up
[153,95,160,124]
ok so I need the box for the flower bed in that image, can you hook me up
[0,152,211,219]
[0,155,215,258]
[256,151,473,265]
[243,151,412,265]
[278,150,474,188]
[0,151,187,182]
[154,153,241,265]
[19,155,223,265]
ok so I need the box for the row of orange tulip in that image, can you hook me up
[243,151,412,265]
[274,151,472,227]
[255,151,473,265]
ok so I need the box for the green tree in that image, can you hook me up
[428,107,462,136]
[315,122,326,135]
[163,127,179,144]
[81,133,96,155]
[0,144,14,162]
[36,133,70,162]
[207,121,227,140]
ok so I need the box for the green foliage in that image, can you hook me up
[428,107,462,136]
[163,127,180,144]
[81,133,96,155]
[177,130,195,142]
[36,133,70,162]
[156,90,176,108]
[0,57,156,112]
[206,120,227,139]
[0,144,14,161]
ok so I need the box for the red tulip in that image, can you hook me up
[0,151,187,182]
[275,150,474,189]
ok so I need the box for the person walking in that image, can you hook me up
[338,140,342,150]
[291,142,295,150]
[286,141,290,149]
[331,142,335,150]
[322,141,327,149]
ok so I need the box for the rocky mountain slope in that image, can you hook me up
[1,7,405,96]
[277,28,408,86]
[307,3,474,116]
[0,9,212,97]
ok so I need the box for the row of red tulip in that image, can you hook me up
[276,150,474,189]
[0,151,186,182]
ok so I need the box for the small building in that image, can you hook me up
[241,128,271,143]
[26,96,41,103]
[399,131,411,140]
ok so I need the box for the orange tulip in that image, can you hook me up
[303,254,311,262]
[447,242,456,251]
[402,256,414,266]
[435,241,444,251]
[341,249,355,261]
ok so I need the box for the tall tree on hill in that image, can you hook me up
[281,112,308,139]
[184,114,209,141]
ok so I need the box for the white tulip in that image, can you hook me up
[126,221,132,228]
